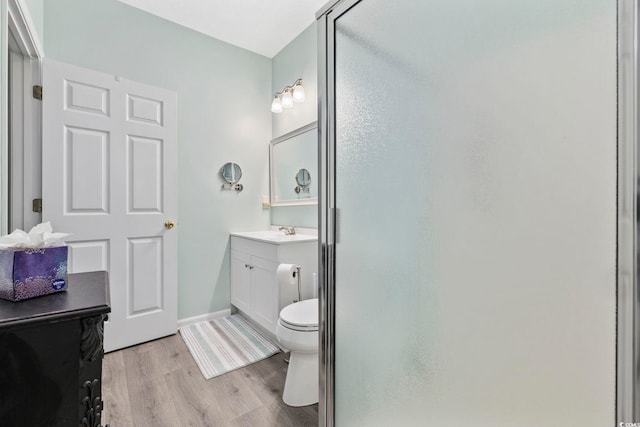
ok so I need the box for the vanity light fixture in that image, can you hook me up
[271,94,283,113]
[271,79,305,113]
[292,80,305,102]
[282,87,294,109]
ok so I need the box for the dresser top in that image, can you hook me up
[0,271,111,331]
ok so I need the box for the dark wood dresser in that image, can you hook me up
[0,271,111,426]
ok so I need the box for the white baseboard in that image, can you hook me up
[177,308,231,328]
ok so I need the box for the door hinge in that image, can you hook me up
[33,85,43,100]
[32,198,42,213]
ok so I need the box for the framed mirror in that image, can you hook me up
[220,162,242,184]
[270,122,317,206]
[220,162,244,191]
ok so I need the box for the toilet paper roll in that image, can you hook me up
[277,263,298,286]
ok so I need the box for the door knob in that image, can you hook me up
[165,220,175,229]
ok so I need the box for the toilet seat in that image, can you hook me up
[279,298,318,332]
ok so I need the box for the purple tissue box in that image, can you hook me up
[0,246,68,301]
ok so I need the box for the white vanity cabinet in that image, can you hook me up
[230,232,317,336]
[230,250,252,313]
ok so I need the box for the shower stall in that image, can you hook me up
[318,0,637,425]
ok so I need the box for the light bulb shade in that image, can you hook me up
[293,84,305,102]
[271,96,283,113]
[281,89,294,108]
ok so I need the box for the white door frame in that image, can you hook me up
[3,0,43,232]
[7,0,43,59]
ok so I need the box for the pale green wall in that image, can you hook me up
[270,23,319,228]
[43,0,272,319]
[271,205,317,228]
[272,23,317,138]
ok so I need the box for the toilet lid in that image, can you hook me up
[280,298,318,331]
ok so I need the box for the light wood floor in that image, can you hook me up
[102,333,318,427]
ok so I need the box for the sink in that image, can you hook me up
[230,231,317,244]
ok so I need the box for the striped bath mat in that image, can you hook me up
[179,314,280,380]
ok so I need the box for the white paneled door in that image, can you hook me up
[42,59,177,352]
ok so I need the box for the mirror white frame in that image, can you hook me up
[269,121,318,207]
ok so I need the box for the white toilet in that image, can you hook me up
[276,298,318,407]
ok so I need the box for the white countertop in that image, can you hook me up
[230,230,318,244]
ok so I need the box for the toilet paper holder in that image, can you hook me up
[294,266,301,303]
[278,263,303,304]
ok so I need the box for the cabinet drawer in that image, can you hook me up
[231,236,278,261]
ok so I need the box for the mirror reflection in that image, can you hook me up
[296,169,311,187]
[270,122,317,206]
[295,168,311,194]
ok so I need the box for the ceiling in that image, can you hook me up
[116,0,329,58]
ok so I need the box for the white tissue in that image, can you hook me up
[277,263,298,286]
[0,222,70,249]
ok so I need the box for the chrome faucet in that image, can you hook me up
[279,226,296,235]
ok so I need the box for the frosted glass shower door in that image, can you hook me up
[329,0,617,426]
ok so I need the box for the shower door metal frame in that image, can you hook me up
[317,0,640,425]
[618,0,640,422]
[317,1,358,426]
